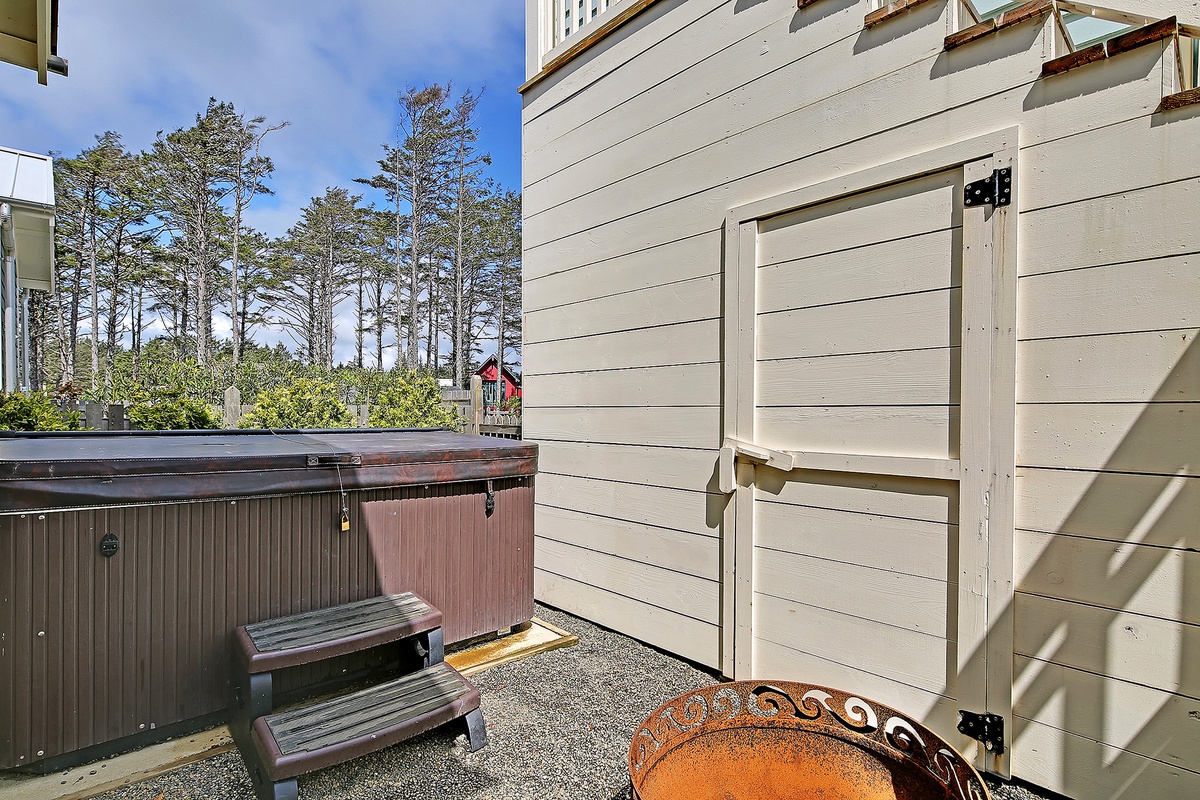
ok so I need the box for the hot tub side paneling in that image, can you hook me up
[362,482,535,643]
[0,476,533,770]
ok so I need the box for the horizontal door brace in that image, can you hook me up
[719,438,961,492]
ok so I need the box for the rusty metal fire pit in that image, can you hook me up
[629,681,990,800]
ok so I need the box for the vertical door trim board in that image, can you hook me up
[721,217,759,678]
[987,140,1018,779]
[956,141,1019,777]
[720,129,1018,766]
[958,155,997,766]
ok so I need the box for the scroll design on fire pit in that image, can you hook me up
[630,681,988,800]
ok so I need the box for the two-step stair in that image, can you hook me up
[230,592,486,800]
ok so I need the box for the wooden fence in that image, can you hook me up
[58,376,522,439]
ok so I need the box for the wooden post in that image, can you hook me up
[83,402,104,431]
[470,375,483,436]
[224,386,242,429]
[60,400,80,429]
[106,404,125,431]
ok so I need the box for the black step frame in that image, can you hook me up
[228,594,485,800]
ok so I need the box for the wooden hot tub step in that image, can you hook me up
[235,591,445,672]
[245,662,485,800]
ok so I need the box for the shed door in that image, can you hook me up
[721,135,1017,770]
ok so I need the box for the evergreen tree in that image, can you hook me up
[227,113,287,364]
[446,89,491,387]
[265,188,366,367]
[38,86,522,395]
[147,99,245,365]
[488,190,523,405]
[357,85,454,371]
[361,209,398,370]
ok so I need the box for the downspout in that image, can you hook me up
[1,204,18,393]
[21,289,31,391]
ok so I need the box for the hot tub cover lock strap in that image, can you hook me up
[485,480,495,515]
[99,532,119,557]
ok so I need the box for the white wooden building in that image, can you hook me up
[520,0,1198,797]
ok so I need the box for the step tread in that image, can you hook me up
[266,663,469,754]
[245,592,432,651]
[236,592,441,672]
[250,663,481,780]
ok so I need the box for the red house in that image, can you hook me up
[475,355,521,409]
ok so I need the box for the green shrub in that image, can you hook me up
[126,388,220,431]
[368,373,462,431]
[240,378,355,429]
[0,391,78,431]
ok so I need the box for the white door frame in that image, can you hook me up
[719,128,1018,775]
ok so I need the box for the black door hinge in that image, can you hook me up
[957,710,1005,755]
[963,168,1012,208]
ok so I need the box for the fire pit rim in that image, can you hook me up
[628,679,991,800]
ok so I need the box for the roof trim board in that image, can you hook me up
[0,0,65,84]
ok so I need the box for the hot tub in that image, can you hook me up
[0,429,536,770]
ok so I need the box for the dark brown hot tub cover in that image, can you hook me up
[0,429,537,512]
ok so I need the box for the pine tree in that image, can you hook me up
[357,85,454,371]
[446,89,491,387]
[230,228,274,352]
[487,190,522,406]
[265,188,366,367]
[361,209,398,370]
[147,99,245,365]
[227,113,286,364]
[53,136,110,386]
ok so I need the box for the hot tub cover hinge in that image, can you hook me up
[307,454,362,467]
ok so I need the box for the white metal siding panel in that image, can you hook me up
[0,146,54,207]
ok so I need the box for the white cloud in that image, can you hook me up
[1,1,523,367]
[0,0,525,235]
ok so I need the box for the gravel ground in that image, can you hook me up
[96,604,1060,800]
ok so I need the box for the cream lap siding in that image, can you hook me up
[522,0,1200,796]
[1011,118,1200,795]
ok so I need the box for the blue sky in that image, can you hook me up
[0,1,526,365]
[0,1,525,237]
